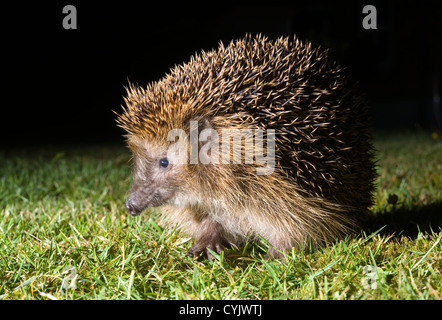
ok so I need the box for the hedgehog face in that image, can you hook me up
[125,137,186,216]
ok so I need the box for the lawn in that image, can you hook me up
[0,131,441,300]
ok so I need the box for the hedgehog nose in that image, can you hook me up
[125,198,141,216]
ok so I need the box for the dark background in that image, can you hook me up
[3,0,441,148]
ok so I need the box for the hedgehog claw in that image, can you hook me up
[187,237,237,260]
[187,241,223,260]
[227,241,239,251]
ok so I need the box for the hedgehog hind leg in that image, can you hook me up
[187,218,238,260]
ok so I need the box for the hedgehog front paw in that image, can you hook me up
[186,219,238,260]
[187,236,237,260]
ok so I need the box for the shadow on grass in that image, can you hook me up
[365,201,442,238]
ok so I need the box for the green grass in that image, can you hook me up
[0,131,441,300]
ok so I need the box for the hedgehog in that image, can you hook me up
[116,34,376,259]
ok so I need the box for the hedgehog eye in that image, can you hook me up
[159,158,169,168]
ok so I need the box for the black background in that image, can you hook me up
[0,299,438,318]
[3,0,441,148]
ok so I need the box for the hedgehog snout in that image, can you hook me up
[125,196,142,216]
[125,190,153,216]
[125,188,161,216]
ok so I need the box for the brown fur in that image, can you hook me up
[116,34,376,259]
